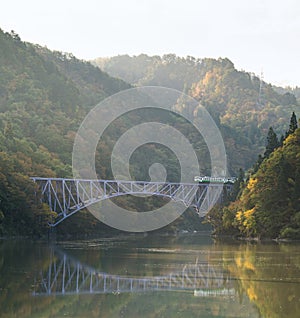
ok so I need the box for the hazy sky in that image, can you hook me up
[1,0,299,87]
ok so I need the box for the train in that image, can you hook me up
[194,176,236,184]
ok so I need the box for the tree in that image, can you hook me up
[286,112,298,137]
[264,127,279,158]
[230,168,245,201]
[253,154,264,173]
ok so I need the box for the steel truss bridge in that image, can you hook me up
[31,178,233,226]
[33,250,234,296]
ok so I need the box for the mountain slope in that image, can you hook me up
[0,29,130,236]
[94,54,300,171]
[208,126,300,239]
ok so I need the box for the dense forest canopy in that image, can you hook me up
[0,28,299,237]
[94,54,299,171]
[207,114,300,239]
[0,29,130,236]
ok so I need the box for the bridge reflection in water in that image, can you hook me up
[33,249,235,297]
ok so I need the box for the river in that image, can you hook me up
[0,234,299,318]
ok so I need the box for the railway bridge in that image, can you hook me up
[31,177,233,227]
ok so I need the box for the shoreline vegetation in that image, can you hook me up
[206,116,300,240]
[1,231,300,243]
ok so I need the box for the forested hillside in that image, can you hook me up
[207,116,300,239]
[0,30,206,237]
[94,54,299,169]
[0,29,130,236]
[0,30,299,237]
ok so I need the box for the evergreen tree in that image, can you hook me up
[286,112,298,137]
[264,127,279,158]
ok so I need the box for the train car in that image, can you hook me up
[194,176,236,184]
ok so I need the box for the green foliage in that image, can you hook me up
[229,168,245,201]
[280,226,300,239]
[1,28,299,237]
[94,54,299,173]
[0,28,129,236]
[264,127,280,158]
[207,125,300,239]
[0,152,54,236]
[94,54,203,91]
[286,111,298,137]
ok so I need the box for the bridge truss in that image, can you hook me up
[31,178,232,226]
[33,250,234,296]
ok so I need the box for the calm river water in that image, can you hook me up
[0,234,299,318]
